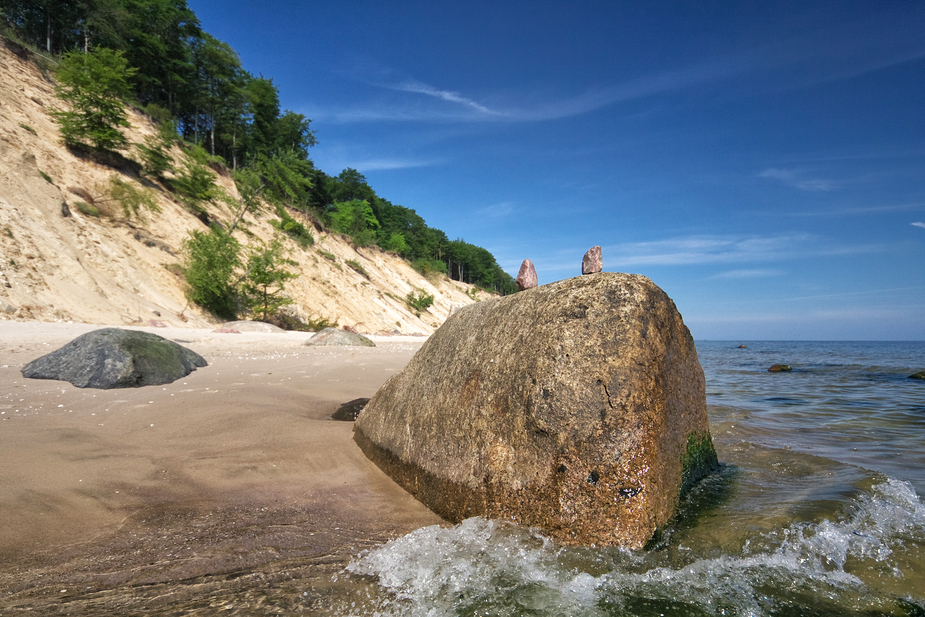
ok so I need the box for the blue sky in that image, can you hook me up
[187,0,925,340]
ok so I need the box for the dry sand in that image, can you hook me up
[0,321,442,612]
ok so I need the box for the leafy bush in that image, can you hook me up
[271,205,313,247]
[412,258,448,277]
[136,119,176,178]
[381,231,410,256]
[345,259,370,279]
[260,312,326,332]
[51,48,136,152]
[406,289,435,314]
[318,249,337,262]
[96,175,161,220]
[183,227,241,320]
[168,154,220,211]
[75,201,99,217]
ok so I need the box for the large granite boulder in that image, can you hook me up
[22,328,206,389]
[354,272,716,549]
[304,327,375,347]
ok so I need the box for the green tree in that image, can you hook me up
[136,115,176,177]
[275,110,317,157]
[327,199,380,247]
[245,76,280,157]
[382,231,410,256]
[52,46,136,151]
[241,238,298,321]
[183,226,240,319]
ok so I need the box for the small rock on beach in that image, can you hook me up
[304,327,375,347]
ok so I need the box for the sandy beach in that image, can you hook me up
[0,321,442,613]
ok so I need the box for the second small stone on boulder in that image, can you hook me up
[582,245,603,274]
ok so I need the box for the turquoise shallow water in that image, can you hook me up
[329,341,925,616]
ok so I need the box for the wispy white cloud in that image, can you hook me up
[351,158,439,171]
[605,234,814,267]
[707,269,784,280]
[388,80,507,117]
[529,233,883,276]
[758,168,838,191]
[785,203,925,218]
[912,222,925,229]
[475,201,516,219]
[321,56,749,124]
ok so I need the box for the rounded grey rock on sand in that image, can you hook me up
[582,245,602,274]
[219,320,286,333]
[304,327,376,347]
[21,328,207,388]
[355,272,717,549]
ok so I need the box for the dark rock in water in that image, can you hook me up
[332,398,370,421]
[515,259,538,291]
[581,245,603,274]
[21,328,206,389]
[355,272,716,549]
[738,344,747,348]
[768,364,793,372]
[304,327,375,347]
[910,371,925,380]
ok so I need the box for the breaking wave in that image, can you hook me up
[333,478,925,616]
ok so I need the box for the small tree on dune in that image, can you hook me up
[51,47,137,152]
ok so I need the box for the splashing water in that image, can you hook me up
[333,478,925,617]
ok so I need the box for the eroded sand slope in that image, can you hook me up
[0,39,487,333]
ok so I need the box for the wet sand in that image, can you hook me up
[0,322,442,613]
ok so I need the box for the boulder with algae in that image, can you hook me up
[355,272,717,549]
[22,328,206,389]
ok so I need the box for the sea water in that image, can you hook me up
[329,341,925,616]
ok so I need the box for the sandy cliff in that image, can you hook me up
[0,39,487,333]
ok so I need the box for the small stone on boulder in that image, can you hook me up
[515,259,538,291]
[332,398,370,421]
[21,328,206,389]
[582,245,602,274]
[304,327,375,347]
[355,272,716,549]
[768,364,793,372]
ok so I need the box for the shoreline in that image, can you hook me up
[0,321,441,611]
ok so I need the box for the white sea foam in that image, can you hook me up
[338,479,925,616]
